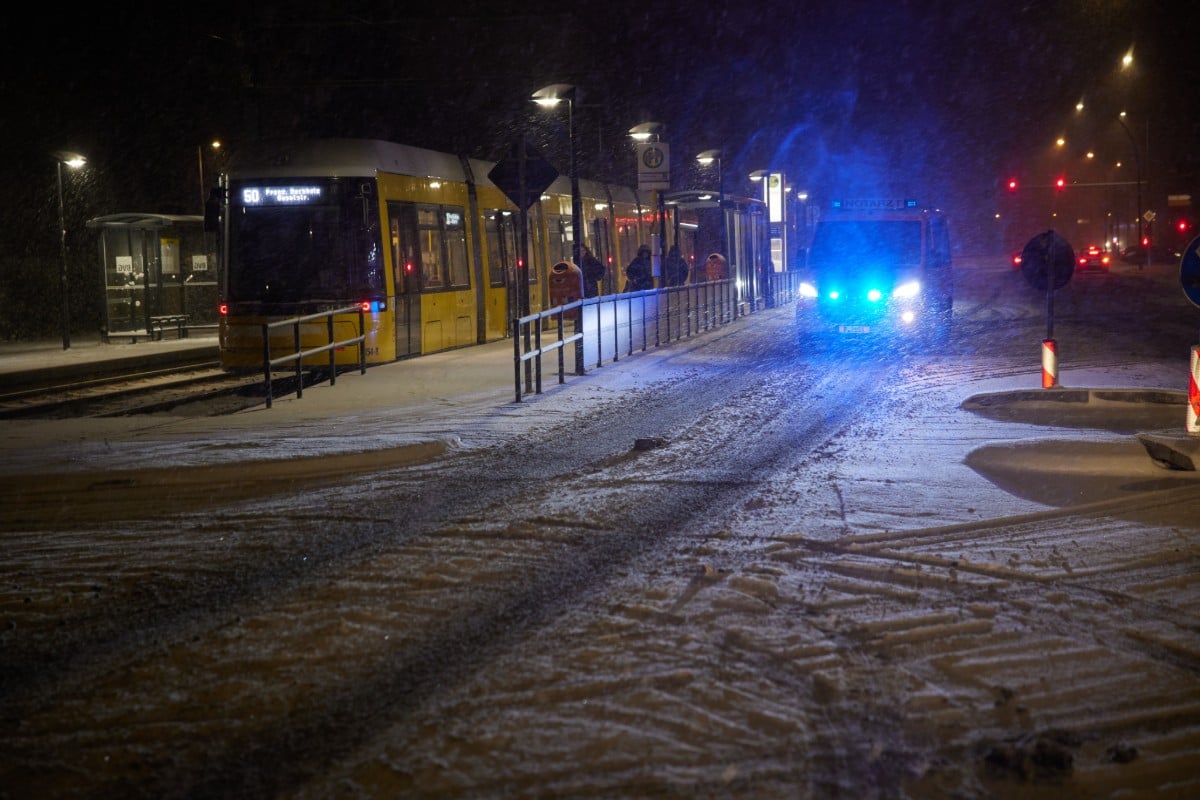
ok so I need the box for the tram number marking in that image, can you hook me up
[365,347,380,357]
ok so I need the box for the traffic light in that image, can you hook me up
[1007,178,1018,192]
[1055,176,1065,191]
[1178,219,1190,234]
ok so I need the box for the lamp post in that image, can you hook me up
[532,83,581,269]
[197,139,221,212]
[53,150,87,350]
[1117,111,1148,269]
[698,150,726,257]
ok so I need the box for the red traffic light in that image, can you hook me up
[1007,178,1018,192]
[1055,177,1065,190]
[1178,219,1190,233]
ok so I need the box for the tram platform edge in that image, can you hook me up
[0,332,221,391]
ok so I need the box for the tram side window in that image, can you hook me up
[443,207,470,288]
[416,204,470,291]
[546,212,571,264]
[485,210,516,287]
[417,206,443,289]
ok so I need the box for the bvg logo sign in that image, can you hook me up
[637,142,670,190]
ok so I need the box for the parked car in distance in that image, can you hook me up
[1077,244,1110,272]
[1120,244,1182,265]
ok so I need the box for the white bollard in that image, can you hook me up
[1042,338,1058,389]
[1188,344,1200,436]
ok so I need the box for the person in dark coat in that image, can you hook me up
[580,245,605,297]
[625,245,654,292]
[664,244,690,286]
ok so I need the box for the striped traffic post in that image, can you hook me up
[1042,338,1058,389]
[1188,344,1200,436]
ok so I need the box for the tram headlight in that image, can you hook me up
[799,281,818,298]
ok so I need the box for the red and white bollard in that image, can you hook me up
[1188,344,1200,436]
[1042,338,1058,389]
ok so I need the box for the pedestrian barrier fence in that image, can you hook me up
[261,306,366,408]
[512,274,804,402]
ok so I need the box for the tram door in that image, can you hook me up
[388,202,422,357]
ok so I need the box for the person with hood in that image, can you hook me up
[664,244,690,286]
[625,245,654,292]
[580,244,605,297]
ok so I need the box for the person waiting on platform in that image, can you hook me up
[625,245,654,292]
[664,244,689,286]
[580,244,606,297]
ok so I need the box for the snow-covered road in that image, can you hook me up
[2,257,1199,799]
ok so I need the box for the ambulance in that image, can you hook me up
[796,198,953,341]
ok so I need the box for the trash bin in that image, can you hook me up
[549,261,584,318]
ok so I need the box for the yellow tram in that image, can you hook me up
[210,138,766,370]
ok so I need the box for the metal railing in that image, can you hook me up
[512,273,805,402]
[261,306,366,408]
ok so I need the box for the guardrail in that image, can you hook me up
[512,273,804,402]
[261,306,366,408]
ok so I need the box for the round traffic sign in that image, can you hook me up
[1020,230,1074,291]
[1181,234,1200,308]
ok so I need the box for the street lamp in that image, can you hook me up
[532,83,581,269]
[698,150,725,256]
[628,122,661,143]
[697,149,723,203]
[53,150,86,350]
[197,139,221,212]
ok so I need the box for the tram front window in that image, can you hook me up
[227,180,383,307]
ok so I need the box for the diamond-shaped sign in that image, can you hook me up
[488,141,559,210]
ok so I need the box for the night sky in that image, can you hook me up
[3,1,1197,255]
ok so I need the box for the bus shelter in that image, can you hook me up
[86,213,218,342]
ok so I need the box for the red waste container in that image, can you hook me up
[548,261,584,318]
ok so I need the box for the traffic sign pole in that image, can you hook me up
[1188,345,1199,436]
[1042,339,1058,389]
[1020,231,1073,389]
